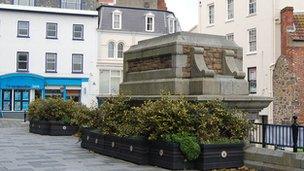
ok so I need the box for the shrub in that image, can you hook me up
[70,103,93,127]
[164,132,201,161]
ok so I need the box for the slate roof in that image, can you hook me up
[292,13,304,41]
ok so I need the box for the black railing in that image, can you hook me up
[250,116,302,152]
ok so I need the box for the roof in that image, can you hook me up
[97,4,174,15]
[0,4,98,17]
[291,13,304,41]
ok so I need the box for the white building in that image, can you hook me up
[195,0,304,123]
[96,5,179,99]
[0,4,99,118]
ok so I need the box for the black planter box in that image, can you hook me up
[102,134,121,157]
[149,141,194,170]
[87,130,104,154]
[116,136,149,165]
[29,120,50,135]
[196,143,244,170]
[80,128,93,149]
[49,121,78,136]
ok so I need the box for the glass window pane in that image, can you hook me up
[4,91,11,101]
[111,77,120,94]
[15,91,21,100]
[108,42,115,58]
[3,102,11,111]
[100,70,110,94]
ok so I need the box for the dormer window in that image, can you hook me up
[61,0,81,10]
[168,15,175,34]
[145,13,155,32]
[112,10,122,30]
[14,0,34,6]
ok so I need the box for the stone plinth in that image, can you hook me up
[118,32,271,119]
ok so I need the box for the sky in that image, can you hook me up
[166,0,198,31]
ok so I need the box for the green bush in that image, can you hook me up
[164,132,201,161]
[28,98,83,124]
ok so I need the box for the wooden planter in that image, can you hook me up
[49,121,78,136]
[196,143,244,170]
[116,136,149,165]
[87,130,104,154]
[149,141,194,170]
[80,128,93,149]
[102,134,121,157]
[29,120,50,135]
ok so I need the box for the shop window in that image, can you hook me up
[45,89,62,99]
[14,90,29,111]
[66,90,81,102]
[2,90,12,111]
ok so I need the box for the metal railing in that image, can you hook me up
[250,116,301,152]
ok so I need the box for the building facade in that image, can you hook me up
[0,4,98,118]
[0,0,99,10]
[96,5,179,97]
[273,7,304,124]
[195,0,304,123]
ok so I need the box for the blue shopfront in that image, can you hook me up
[0,73,88,118]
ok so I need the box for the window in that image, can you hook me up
[248,67,257,94]
[117,42,124,58]
[45,89,62,99]
[108,41,115,58]
[46,23,57,39]
[208,4,215,25]
[227,0,234,20]
[168,16,175,34]
[249,0,256,15]
[45,53,57,73]
[248,28,257,52]
[2,90,12,111]
[72,54,83,73]
[100,70,122,95]
[112,10,122,29]
[17,52,29,72]
[14,90,30,111]
[226,33,234,41]
[17,21,29,37]
[61,0,81,10]
[73,24,84,40]
[145,13,155,32]
[15,0,34,6]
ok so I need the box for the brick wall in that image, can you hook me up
[157,0,166,10]
[273,7,304,124]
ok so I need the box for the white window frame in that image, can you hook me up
[73,24,84,40]
[227,0,234,21]
[248,28,257,53]
[248,67,257,94]
[100,69,123,95]
[117,42,124,58]
[226,33,234,41]
[46,22,57,39]
[17,52,29,72]
[72,54,83,73]
[112,10,122,30]
[14,0,34,6]
[61,0,81,10]
[45,53,57,73]
[208,3,215,25]
[249,0,256,15]
[168,15,175,34]
[108,41,115,58]
[145,13,155,32]
[17,21,29,37]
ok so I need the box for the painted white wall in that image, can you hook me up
[196,0,304,123]
[0,5,99,107]
[97,30,164,95]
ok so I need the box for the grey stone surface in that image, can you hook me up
[245,146,304,170]
[0,124,168,171]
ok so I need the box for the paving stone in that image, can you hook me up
[0,120,168,171]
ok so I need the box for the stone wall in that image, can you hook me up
[245,146,304,170]
[127,56,171,73]
[273,7,304,124]
[273,55,299,124]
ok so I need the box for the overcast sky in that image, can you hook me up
[166,0,198,31]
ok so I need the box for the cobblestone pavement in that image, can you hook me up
[0,119,28,128]
[0,121,167,171]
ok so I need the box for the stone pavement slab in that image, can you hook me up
[0,125,168,171]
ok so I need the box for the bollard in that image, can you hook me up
[291,115,299,152]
